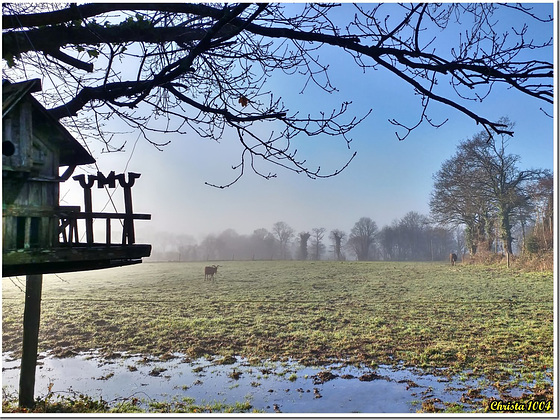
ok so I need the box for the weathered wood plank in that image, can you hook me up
[66,212,151,220]
[2,244,152,277]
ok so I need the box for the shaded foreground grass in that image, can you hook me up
[2,261,553,396]
[2,391,260,414]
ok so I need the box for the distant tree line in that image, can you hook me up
[148,120,552,263]
[148,212,457,262]
[430,120,553,259]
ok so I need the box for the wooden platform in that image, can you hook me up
[2,244,152,277]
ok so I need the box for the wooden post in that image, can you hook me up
[84,187,94,245]
[106,218,111,246]
[122,186,134,245]
[73,174,96,245]
[19,274,43,408]
[117,173,141,245]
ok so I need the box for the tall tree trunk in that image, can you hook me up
[499,208,513,257]
[334,239,342,260]
[465,224,477,255]
[484,216,495,252]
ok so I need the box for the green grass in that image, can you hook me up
[1,392,261,414]
[2,261,554,386]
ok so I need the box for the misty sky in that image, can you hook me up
[58,3,555,245]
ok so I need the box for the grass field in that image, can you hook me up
[2,261,554,392]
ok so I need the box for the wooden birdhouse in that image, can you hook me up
[2,79,151,277]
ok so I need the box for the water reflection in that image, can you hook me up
[0,351,543,413]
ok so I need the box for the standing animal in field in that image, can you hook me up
[204,265,219,280]
[450,253,458,266]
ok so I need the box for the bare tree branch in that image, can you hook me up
[2,2,553,186]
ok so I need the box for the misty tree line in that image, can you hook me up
[148,212,458,262]
[430,121,553,259]
[149,121,553,263]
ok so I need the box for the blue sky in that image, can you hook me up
[58,3,555,244]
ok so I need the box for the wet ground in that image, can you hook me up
[1,351,544,413]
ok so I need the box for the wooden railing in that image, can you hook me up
[57,171,151,247]
[57,206,151,247]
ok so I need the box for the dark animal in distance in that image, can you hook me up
[204,265,219,280]
[450,253,458,266]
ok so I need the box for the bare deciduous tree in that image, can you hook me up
[272,221,294,260]
[297,231,311,261]
[459,127,543,257]
[310,227,326,261]
[430,144,494,255]
[378,212,454,261]
[348,217,378,261]
[329,229,346,261]
[431,121,545,258]
[525,172,554,252]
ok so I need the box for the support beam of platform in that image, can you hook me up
[3,244,152,277]
[19,274,43,408]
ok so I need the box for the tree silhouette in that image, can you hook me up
[329,229,346,261]
[310,227,326,261]
[431,122,544,257]
[272,221,294,260]
[348,217,378,261]
[298,231,311,261]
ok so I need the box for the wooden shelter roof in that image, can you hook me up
[2,79,96,166]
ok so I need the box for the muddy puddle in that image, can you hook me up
[1,351,544,413]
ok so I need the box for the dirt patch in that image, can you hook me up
[398,379,420,389]
[148,367,167,377]
[50,347,79,358]
[312,370,338,384]
[358,372,389,382]
[215,355,237,365]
